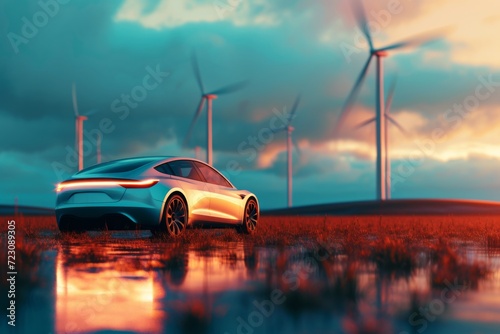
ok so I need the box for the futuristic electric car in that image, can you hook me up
[55,156,259,236]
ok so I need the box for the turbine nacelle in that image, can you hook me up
[373,50,388,58]
[204,94,218,100]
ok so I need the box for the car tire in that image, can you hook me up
[159,194,188,237]
[237,198,258,235]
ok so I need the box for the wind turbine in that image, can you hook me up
[273,95,301,208]
[72,83,98,171]
[72,83,87,171]
[194,146,202,161]
[354,77,407,199]
[96,132,102,164]
[183,52,247,166]
[336,0,442,201]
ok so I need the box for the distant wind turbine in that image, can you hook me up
[335,0,443,200]
[273,95,301,208]
[195,146,202,161]
[354,77,407,199]
[183,52,247,166]
[72,83,98,171]
[96,132,102,164]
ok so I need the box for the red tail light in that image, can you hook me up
[56,179,159,192]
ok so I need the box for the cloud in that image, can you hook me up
[114,0,289,29]
[2,0,500,208]
[333,0,500,68]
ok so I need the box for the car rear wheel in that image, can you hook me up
[160,194,187,237]
[238,199,258,235]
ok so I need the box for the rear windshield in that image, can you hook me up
[77,158,158,175]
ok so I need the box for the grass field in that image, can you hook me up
[1,214,498,333]
[3,214,500,250]
[3,214,500,244]
[1,214,497,279]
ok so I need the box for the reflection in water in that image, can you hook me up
[48,234,500,334]
[56,244,162,333]
[54,238,262,333]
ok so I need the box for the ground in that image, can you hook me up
[0,215,499,333]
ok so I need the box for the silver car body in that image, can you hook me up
[55,156,258,230]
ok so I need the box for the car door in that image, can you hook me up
[194,162,244,223]
[166,160,212,223]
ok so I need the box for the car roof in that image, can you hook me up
[75,156,224,177]
[75,156,168,175]
[97,156,206,165]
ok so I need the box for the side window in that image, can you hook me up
[154,163,174,175]
[168,160,204,182]
[195,162,232,188]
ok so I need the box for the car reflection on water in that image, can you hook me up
[11,232,500,334]
[54,235,261,334]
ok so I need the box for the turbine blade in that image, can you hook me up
[378,27,448,52]
[271,126,287,134]
[386,115,409,135]
[288,94,301,124]
[72,83,79,116]
[385,75,398,115]
[209,80,248,96]
[353,117,375,130]
[183,98,206,146]
[334,55,373,134]
[191,51,205,94]
[351,0,374,51]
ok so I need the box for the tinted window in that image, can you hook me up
[77,158,158,175]
[195,162,232,187]
[168,160,203,182]
[154,163,174,175]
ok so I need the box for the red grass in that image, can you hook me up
[0,214,496,279]
[0,214,494,333]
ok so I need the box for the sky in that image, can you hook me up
[1,0,500,209]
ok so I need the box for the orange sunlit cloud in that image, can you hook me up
[356,0,500,68]
[260,103,500,168]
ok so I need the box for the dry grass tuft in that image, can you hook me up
[430,239,488,290]
[370,237,416,276]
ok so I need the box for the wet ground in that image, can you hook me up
[2,216,500,333]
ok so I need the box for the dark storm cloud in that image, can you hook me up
[0,112,70,153]
[0,0,483,166]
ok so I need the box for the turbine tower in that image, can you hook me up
[96,132,102,164]
[195,146,202,160]
[184,52,247,166]
[354,77,407,199]
[72,83,98,171]
[335,0,442,201]
[384,79,397,199]
[273,95,301,208]
[72,83,87,171]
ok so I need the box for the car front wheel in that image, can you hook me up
[161,194,188,237]
[238,198,258,235]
